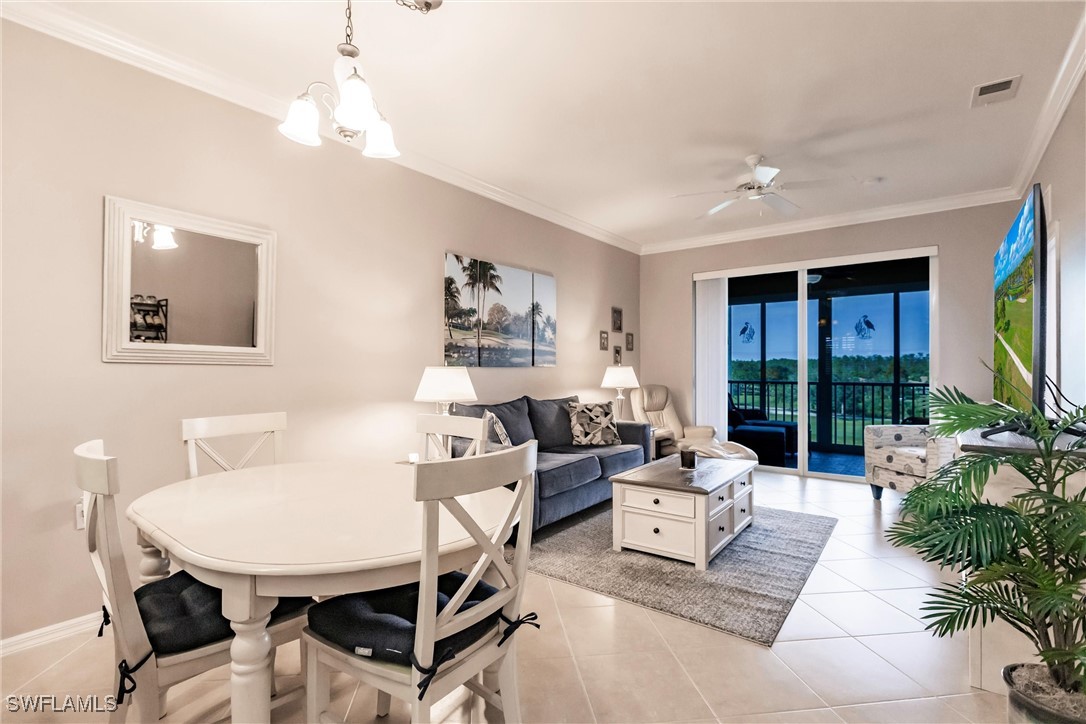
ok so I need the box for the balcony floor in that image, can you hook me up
[776,451,866,478]
[809,451,866,477]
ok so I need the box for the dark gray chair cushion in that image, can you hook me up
[535,451,601,499]
[135,571,310,655]
[526,396,578,450]
[544,444,644,479]
[306,571,500,667]
[453,397,534,446]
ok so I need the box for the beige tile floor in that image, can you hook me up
[1,472,1009,724]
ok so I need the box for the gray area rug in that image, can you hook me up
[527,504,837,645]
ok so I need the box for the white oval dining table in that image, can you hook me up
[126,459,515,724]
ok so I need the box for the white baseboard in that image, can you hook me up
[0,612,100,658]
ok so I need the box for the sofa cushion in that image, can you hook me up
[535,451,601,499]
[545,444,644,478]
[453,397,534,446]
[527,396,579,450]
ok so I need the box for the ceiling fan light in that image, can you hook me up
[333,73,377,132]
[150,225,177,250]
[363,118,400,158]
[278,95,322,146]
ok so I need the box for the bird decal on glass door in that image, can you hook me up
[855,315,876,339]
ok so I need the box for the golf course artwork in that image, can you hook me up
[444,253,557,367]
[993,186,1043,413]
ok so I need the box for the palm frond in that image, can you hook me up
[919,581,1038,644]
[928,387,1015,436]
[890,503,1026,571]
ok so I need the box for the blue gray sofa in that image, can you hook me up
[453,396,651,532]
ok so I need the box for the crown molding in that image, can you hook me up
[639,186,1021,256]
[1010,8,1086,196]
[0,1,641,255]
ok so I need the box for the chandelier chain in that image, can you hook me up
[344,0,353,44]
[395,0,433,14]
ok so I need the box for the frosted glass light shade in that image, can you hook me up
[601,365,639,390]
[363,119,400,158]
[278,95,322,146]
[333,73,377,131]
[150,225,177,250]
[414,366,477,403]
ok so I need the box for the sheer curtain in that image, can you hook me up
[694,277,727,436]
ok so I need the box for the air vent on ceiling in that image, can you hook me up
[971,75,1021,108]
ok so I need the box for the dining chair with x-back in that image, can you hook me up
[302,441,540,723]
[74,440,311,723]
[181,411,288,479]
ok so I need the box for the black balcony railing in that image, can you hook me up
[728,380,929,450]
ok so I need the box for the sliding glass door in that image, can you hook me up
[694,251,934,480]
[727,272,800,470]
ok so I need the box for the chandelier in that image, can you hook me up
[277,0,438,158]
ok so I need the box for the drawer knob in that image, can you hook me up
[740,508,747,514]
[740,481,747,486]
[717,495,725,501]
[653,527,660,534]
[718,526,726,532]
[653,498,660,505]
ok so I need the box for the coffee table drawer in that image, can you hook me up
[734,489,754,532]
[708,502,733,554]
[622,487,695,518]
[621,510,695,557]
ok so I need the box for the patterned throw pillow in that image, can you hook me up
[568,402,620,446]
[483,411,512,446]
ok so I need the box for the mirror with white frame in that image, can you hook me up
[103,196,276,364]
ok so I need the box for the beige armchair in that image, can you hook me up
[630,384,716,456]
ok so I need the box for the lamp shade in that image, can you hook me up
[333,73,377,132]
[362,119,400,159]
[278,95,322,147]
[601,365,639,390]
[150,225,177,250]
[413,366,477,403]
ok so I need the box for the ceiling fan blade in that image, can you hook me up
[707,198,739,216]
[759,192,799,215]
[752,164,780,186]
[672,189,739,199]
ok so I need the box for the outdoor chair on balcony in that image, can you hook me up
[728,395,798,458]
[863,423,957,499]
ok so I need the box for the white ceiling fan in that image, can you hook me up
[676,155,826,217]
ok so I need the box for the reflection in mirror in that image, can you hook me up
[103,196,275,365]
[129,221,258,347]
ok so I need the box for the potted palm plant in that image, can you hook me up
[887,387,1086,723]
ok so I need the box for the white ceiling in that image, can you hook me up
[6,1,1085,254]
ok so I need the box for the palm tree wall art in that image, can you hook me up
[444,252,557,367]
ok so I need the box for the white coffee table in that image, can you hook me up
[610,455,756,570]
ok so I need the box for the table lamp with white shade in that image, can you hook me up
[413,366,477,414]
[602,365,640,418]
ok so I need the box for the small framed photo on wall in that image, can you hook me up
[626,333,634,352]
[611,307,623,333]
[599,331,609,351]
[613,346,622,364]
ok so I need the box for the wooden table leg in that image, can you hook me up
[136,530,170,584]
[222,585,277,724]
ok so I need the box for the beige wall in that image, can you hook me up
[1,24,639,638]
[1031,79,1085,403]
[641,203,1024,426]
